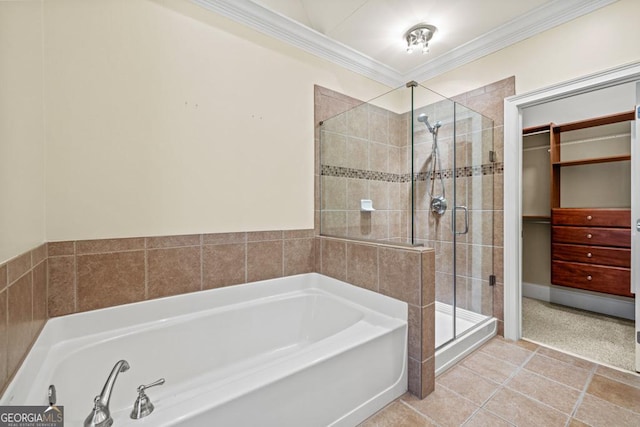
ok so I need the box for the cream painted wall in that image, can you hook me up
[0,1,46,264]
[421,0,640,97]
[43,0,389,241]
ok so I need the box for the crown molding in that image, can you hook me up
[191,0,619,88]
[190,0,404,87]
[406,0,619,83]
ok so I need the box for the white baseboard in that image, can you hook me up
[522,282,635,320]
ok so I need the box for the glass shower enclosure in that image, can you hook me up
[319,82,495,355]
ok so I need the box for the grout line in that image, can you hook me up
[568,362,597,421]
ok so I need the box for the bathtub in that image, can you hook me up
[1,273,407,426]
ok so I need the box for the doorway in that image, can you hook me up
[503,62,640,372]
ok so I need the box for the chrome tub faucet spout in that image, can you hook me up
[84,360,130,427]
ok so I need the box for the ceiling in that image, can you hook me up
[191,0,618,87]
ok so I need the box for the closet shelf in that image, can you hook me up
[552,154,630,167]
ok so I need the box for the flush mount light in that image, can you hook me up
[404,23,437,54]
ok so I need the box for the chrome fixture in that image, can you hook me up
[84,360,130,427]
[417,113,447,215]
[130,378,165,420]
[404,23,437,54]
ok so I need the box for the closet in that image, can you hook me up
[522,106,635,311]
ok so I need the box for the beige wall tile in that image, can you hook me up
[320,239,346,281]
[422,304,435,360]
[379,247,420,305]
[345,242,378,292]
[31,244,47,266]
[76,238,145,254]
[407,304,421,361]
[202,232,246,245]
[0,264,6,291]
[147,247,201,299]
[407,357,420,397]
[146,234,200,249]
[77,251,145,311]
[283,229,314,239]
[32,261,47,330]
[48,256,75,317]
[7,252,31,284]
[283,238,314,276]
[48,241,74,256]
[7,274,33,376]
[247,230,283,242]
[421,250,435,306]
[247,240,283,282]
[0,289,7,391]
[202,243,246,289]
[421,356,435,398]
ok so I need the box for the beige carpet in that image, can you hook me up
[522,297,636,372]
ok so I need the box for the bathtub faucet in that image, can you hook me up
[84,360,130,427]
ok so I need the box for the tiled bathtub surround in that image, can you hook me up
[47,230,315,317]
[0,244,48,395]
[316,236,436,399]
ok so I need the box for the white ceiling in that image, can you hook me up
[191,0,618,86]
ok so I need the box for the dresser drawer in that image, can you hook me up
[552,226,630,248]
[552,208,630,227]
[552,243,630,267]
[551,260,632,297]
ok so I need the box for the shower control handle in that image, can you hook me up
[452,205,469,235]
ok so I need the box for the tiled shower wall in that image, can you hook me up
[318,88,410,243]
[316,78,513,336]
[0,244,48,394]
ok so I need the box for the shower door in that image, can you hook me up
[449,103,495,345]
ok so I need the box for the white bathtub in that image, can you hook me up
[1,273,407,426]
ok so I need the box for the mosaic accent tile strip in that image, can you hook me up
[321,162,504,182]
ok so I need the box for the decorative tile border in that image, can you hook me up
[321,162,504,182]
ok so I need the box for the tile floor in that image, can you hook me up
[359,336,640,427]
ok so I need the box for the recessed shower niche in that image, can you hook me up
[318,82,498,371]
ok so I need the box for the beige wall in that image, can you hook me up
[421,0,640,97]
[43,0,389,242]
[0,1,46,264]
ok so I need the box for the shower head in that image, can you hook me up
[417,113,441,134]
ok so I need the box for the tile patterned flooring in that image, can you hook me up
[359,336,640,427]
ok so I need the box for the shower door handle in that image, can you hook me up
[452,205,469,235]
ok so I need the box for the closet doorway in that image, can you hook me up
[503,63,640,374]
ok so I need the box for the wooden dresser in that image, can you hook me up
[551,208,631,297]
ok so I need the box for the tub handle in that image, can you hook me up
[130,378,165,420]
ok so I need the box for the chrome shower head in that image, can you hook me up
[417,113,439,134]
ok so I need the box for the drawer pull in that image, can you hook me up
[587,215,593,221]
[587,252,592,258]
[586,233,592,239]
[587,275,592,281]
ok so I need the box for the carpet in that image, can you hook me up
[522,297,636,372]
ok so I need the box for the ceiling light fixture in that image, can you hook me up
[404,23,437,54]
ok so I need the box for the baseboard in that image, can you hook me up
[522,282,635,320]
